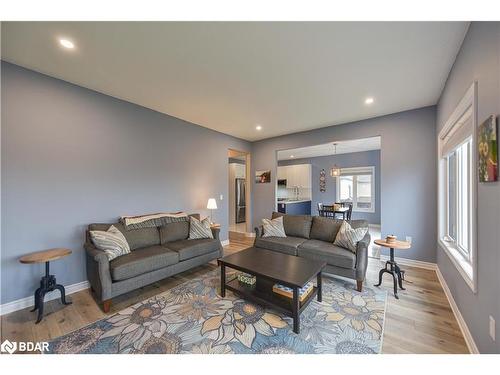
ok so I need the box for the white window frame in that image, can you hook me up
[335,166,376,213]
[437,82,478,293]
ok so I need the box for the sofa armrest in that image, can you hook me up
[354,231,370,281]
[85,243,109,263]
[254,226,263,238]
[211,226,221,240]
[84,242,112,301]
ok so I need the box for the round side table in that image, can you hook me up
[20,248,72,323]
[373,239,411,299]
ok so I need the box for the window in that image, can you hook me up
[438,82,477,292]
[444,139,471,257]
[336,167,375,213]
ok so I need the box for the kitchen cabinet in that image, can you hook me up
[277,166,287,180]
[277,164,311,188]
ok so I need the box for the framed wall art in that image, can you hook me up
[255,170,271,183]
[478,115,498,182]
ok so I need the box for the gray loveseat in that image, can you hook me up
[84,213,222,312]
[254,212,370,291]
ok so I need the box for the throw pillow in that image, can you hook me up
[262,216,287,238]
[90,225,131,261]
[333,220,368,253]
[188,217,214,239]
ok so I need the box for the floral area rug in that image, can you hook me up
[48,269,387,354]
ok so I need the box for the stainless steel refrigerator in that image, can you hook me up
[235,178,246,223]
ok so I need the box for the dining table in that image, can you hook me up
[318,206,350,220]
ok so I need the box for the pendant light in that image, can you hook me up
[330,143,341,177]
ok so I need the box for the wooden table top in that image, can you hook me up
[374,239,411,249]
[219,247,325,287]
[19,248,72,264]
[321,206,349,212]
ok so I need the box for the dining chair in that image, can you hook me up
[346,203,353,220]
[317,203,324,216]
[321,205,335,218]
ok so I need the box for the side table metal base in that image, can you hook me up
[31,261,72,324]
[374,248,405,299]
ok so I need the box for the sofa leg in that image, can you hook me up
[102,299,112,313]
[356,280,363,292]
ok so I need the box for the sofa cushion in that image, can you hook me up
[254,236,307,256]
[333,220,368,253]
[89,223,160,251]
[188,217,214,239]
[90,225,131,261]
[262,216,286,238]
[160,221,189,244]
[298,240,356,269]
[271,212,312,239]
[109,245,179,281]
[348,219,370,230]
[309,217,343,242]
[165,239,220,261]
[121,225,161,250]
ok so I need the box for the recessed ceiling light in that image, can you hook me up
[59,38,75,49]
[365,97,374,105]
[255,125,262,131]
[290,155,295,158]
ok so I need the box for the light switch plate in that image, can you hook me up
[219,194,223,200]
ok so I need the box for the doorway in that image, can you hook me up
[276,136,382,258]
[228,149,252,240]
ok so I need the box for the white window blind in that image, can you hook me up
[440,107,473,158]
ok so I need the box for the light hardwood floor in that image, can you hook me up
[0,238,469,354]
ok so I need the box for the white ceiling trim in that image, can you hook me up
[277,136,381,160]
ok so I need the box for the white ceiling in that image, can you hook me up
[1,22,468,141]
[277,136,381,160]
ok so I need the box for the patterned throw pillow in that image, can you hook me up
[333,220,368,253]
[90,225,131,261]
[188,217,214,239]
[262,216,287,238]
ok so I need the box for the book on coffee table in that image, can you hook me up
[272,282,314,302]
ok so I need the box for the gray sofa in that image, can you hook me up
[254,212,370,291]
[84,213,222,312]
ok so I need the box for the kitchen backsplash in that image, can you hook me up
[276,186,312,200]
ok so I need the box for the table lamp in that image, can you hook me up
[207,198,217,224]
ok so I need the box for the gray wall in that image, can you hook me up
[1,62,251,304]
[251,106,437,263]
[278,150,381,224]
[436,22,500,353]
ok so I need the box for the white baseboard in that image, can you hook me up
[435,267,479,354]
[0,280,90,316]
[379,255,437,270]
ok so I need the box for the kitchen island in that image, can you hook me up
[277,199,311,215]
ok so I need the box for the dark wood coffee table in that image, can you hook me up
[218,247,325,334]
